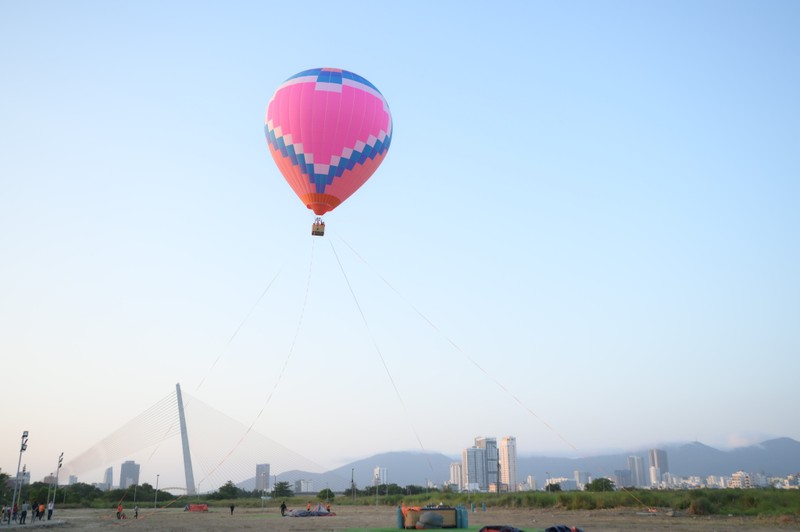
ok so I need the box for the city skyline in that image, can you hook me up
[14,436,798,494]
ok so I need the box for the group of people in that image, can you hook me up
[0,500,54,523]
[116,503,139,519]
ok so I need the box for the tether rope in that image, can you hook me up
[328,239,432,470]
[193,238,317,488]
[337,235,650,505]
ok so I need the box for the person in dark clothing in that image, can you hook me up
[280,501,287,516]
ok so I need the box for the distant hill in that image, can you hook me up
[516,437,800,484]
[236,438,800,492]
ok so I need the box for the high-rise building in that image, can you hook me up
[648,449,668,484]
[256,464,270,492]
[649,466,661,486]
[68,475,78,485]
[449,462,462,490]
[462,447,486,491]
[627,456,645,487]
[730,471,752,489]
[373,467,387,486]
[294,479,313,493]
[498,436,518,492]
[648,449,668,474]
[120,461,140,489]
[574,470,590,490]
[103,466,113,491]
[474,437,498,489]
[614,469,632,487]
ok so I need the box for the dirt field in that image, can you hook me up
[19,506,800,531]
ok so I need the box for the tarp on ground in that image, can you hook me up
[287,503,335,517]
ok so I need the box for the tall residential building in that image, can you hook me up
[648,449,669,475]
[649,466,661,486]
[614,469,632,487]
[729,471,751,489]
[373,466,387,486]
[256,464,270,492]
[499,436,518,492]
[628,456,645,487]
[102,466,113,491]
[294,479,313,493]
[68,475,78,485]
[462,447,487,491]
[574,470,590,490]
[449,462,463,490]
[648,449,668,485]
[474,437,498,489]
[120,460,140,489]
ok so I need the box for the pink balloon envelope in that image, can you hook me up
[265,68,393,216]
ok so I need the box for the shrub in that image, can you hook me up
[688,497,713,515]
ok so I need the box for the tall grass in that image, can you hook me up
[338,489,800,517]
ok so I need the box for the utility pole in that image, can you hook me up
[10,431,29,521]
[51,452,64,512]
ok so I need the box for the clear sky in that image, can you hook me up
[2,1,799,489]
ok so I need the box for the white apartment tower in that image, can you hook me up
[373,466,387,486]
[449,462,463,490]
[648,449,669,474]
[648,448,668,485]
[499,436,518,492]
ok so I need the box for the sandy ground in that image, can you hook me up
[10,506,800,531]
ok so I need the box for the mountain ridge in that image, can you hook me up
[237,437,800,492]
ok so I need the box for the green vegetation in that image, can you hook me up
[271,480,293,498]
[325,486,800,518]
[584,477,615,492]
[10,478,798,520]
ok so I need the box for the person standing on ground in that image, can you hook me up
[20,501,29,524]
[280,501,287,516]
[47,501,53,520]
[229,504,235,515]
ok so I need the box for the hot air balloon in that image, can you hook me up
[265,68,393,236]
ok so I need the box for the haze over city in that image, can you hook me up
[2,1,798,492]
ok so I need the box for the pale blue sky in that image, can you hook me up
[2,1,799,488]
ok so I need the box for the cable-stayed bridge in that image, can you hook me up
[62,384,349,493]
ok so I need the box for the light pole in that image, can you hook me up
[47,472,54,505]
[51,452,64,516]
[10,431,29,521]
[154,474,160,509]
